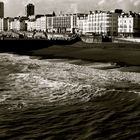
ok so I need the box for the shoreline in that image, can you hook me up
[30,41,140,66]
[0,41,140,67]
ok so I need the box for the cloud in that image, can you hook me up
[134,0,140,6]
[69,3,78,13]
[98,0,106,5]
[1,0,140,17]
[117,0,123,2]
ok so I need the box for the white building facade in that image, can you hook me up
[77,11,119,36]
[0,18,4,32]
[9,18,26,31]
[36,16,47,31]
[26,20,36,31]
[27,16,51,32]
[118,13,140,37]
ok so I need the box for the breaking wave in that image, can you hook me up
[0,53,140,140]
[0,53,140,110]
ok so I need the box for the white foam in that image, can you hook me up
[0,53,140,107]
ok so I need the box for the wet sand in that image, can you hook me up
[0,40,140,68]
[31,41,140,67]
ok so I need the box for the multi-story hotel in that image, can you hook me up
[27,14,53,32]
[77,11,119,36]
[9,18,27,31]
[118,12,140,37]
[48,14,77,33]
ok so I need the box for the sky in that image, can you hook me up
[1,0,140,17]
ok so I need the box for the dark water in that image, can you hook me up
[0,53,140,140]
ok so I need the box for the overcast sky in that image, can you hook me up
[1,0,140,17]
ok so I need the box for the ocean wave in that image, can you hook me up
[0,53,140,110]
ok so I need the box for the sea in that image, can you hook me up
[0,53,140,140]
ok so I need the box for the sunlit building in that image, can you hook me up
[118,12,140,37]
[9,18,26,31]
[36,16,47,31]
[26,20,36,31]
[77,11,119,36]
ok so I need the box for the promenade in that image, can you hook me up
[116,37,140,43]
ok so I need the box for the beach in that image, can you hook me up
[29,41,140,66]
[1,41,140,67]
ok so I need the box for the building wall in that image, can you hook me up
[27,20,36,31]
[0,2,4,18]
[20,21,26,31]
[40,16,47,31]
[48,14,77,33]
[0,18,8,32]
[47,17,53,32]
[10,20,20,31]
[77,14,88,34]
[118,13,140,37]
[133,16,140,35]
[10,19,26,31]
[3,18,8,31]
[71,15,77,33]
[118,15,134,37]
[27,16,47,32]
[26,4,34,17]
[35,16,47,31]
[0,18,4,32]
[7,18,13,31]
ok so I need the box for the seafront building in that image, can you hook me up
[76,13,88,34]
[26,14,54,32]
[26,14,77,33]
[118,12,140,37]
[77,11,119,36]
[47,14,77,33]
[9,17,27,31]
[26,20,36,31]
[35,16,47,31]
[0,1,140,37]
